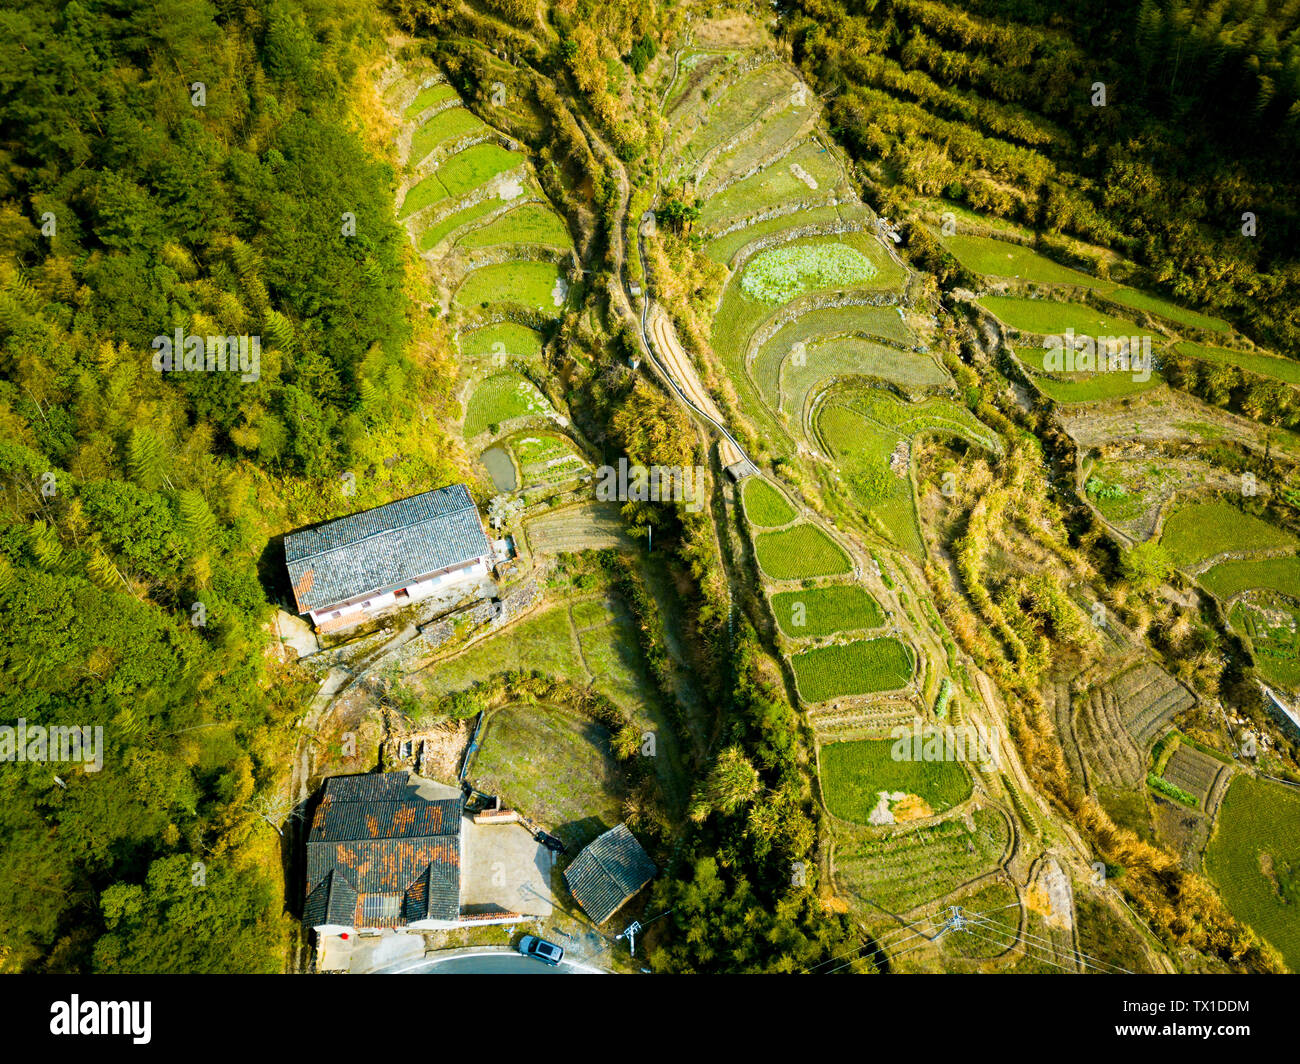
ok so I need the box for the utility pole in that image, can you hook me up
[616,908,674,958]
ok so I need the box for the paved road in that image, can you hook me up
[377,947,606,975]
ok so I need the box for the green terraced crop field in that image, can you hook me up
[942,233,1113,290]
[771,584,885,639]
[1206,776,1300,971]
[399,143,523,218]
[410,106,486,163]
[740,242,880,304]
[818,403,922,554]
[1174,342,1300,387]
[834,808,1010,915]
[453,261,568,316]
[458,321,545,364]
[703,203,847,266]
[457,201,571,248]
[1230,596,1300,690]
[742,477,797,527]
[754,523,853,580]
[462,371,552,437]
[404,82,457,118]
[979,296,1149,339]
[1160,500,1298,568]
[1200,555,1300,602]
[820,738,971,823]
[791,636,913,701]
[754,331,945,414]
[700,139,843,228]
[1106,287,1229,332]
[817,392,999,555]
[1026,367,1164,403]
[419,196,515,250]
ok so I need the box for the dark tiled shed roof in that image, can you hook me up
[305,772,462,927]
[285,484,491,614]
[563,823,656,925]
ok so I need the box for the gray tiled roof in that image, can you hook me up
[563,823,656,925]
[285,484,490,613]
[305,772,462,928]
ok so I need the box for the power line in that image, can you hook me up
[955,925,1082,974]
[802,917,942,974]
[969,914,1133,975]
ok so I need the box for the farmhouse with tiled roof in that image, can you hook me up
[284,484,492,632]
[304,771,463,936]
[563,823,656,925]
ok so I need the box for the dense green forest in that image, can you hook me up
[782,0,1300,355]
[0,0,461,972]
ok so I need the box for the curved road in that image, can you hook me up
[377,947,607,975]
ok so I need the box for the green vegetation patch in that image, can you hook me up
[509,432,588,492]
[473,703,623,848]
[458,321,544,364]
[1175,342,1300,388]
[1202,555,1300,603]
[741,478,796,527]
[1159,500,1297,568]
[835,808,1009,915]
[419,196,511,251]
[1206,775,1300,971]
[820,738,971,823]
[457,201,571,249]
[1230,594,1300,691]
[399,143,523,218]
[753,523,852,580]
[462,372,552,438]
[771,584,885,639]
[740,242,879,304]
[410,106,486,164]
[404,82,457,118]
[792,637,913,701]
[1108,288,1229,332]
[979,295,1147,339]
[700,139,844,227]
[942,233,1114,290]
[454,261,568,316]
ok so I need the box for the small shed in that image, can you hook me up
[563,823,656,925]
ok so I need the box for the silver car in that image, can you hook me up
[517,935,564,966]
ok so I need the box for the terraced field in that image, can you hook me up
[941,228,1230,333]
[816,391,1001,555]
[834,808,1012,916]
[741,477,796,527]
[453,261,569,317]
[1231,594,1300,690]
[508,432,589,498]
[980,296,1150,340]
[1159,741,1232,813]
[1073,683,1144,788]
[524,502,630,554]
[1206,776,1300,971]
[1159,500,1298,569]
[1201,555,1300,602]
[462,372,553,439]
[753,523,852,580]
[942,233,1114,291]
[770,584,884,639]
[1113,663,1197,750]
[1173,341,1300,388]
[791,636,913,702]
[390,68,578,463]
[808,698,922,742]
[820,738,971,823]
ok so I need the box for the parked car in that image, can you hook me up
[517,935,564,966]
